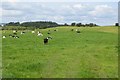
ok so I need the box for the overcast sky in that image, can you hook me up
[0,0,119,26]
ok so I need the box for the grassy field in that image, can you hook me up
[2,26,118,78]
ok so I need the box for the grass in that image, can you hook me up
[2,26,118,78]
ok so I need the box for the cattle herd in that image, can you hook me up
[2,29,81,44]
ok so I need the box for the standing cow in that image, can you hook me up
[44,36,52,44]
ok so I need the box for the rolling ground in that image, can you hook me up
[2,26,118,78]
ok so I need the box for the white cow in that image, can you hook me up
[13,30,17,33]
[32,31,35,33]
[2,36,6,38]
[76,29,78,31]
[37,33,43,36]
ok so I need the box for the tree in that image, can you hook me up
[76,23,82,27]
[64,23,69,26]
[21,21,58,28]
[89,23,94,27]
[6,22,20,26]
[71,23,76,26]
[115,23,119,26]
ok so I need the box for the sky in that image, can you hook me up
[0,0,119,26]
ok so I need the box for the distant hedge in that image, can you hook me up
[1,26,35,30]
[5,21,58,28]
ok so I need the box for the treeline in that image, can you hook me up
[1,21,99,30]
[1,26,35,30]
[1,21,119,28]
[5,21,58,28]
[3,21,120,30]
[70,22,98,27]
[58,23,98,27]
[1,21,58,30]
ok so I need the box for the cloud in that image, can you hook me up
[2,0,119,2]
[0,2,118,25]
[73,4,84,10]
[2,9,24,17]
[33,15,65,22]
[2,0,20,3]
[89,5,116,17]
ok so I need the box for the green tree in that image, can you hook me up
[71,23,76,26]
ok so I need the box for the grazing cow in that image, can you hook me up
[12,35,15,38]
[9,34,13,37]
[75,29,81,33]
[13,30,17,35]
[13,33,17,35]
[15,36,19,38]
[2,36,6,38]
[47,32,51,34]
[76,29,78,31]
[13,35,19,38]
[13,30,17,33]
[44,36,52,44]
[32,31,35,33]
[44,38,49,44]
[76,30,81,33]
[48,36,52,39]
[54,29,58,31]
[21,31,25,34]
[37,33,43,36]
[38,31,41,34]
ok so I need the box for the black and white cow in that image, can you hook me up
[21,31,25,34]
[13,35,19,38]
[9,34,13,37]
[44,36,52,44]
[76,29,81,33]
[38,33,43,36]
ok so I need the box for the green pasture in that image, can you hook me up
[2,26,118,78]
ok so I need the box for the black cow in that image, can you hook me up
[13,33,17,35]
[44,36,52,44]
[47,32,51,34]
[44,38,49,44]
[76,31,81,33]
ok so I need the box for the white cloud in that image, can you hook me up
[73,4,84,10]
[0,2,118,25]
[2,9,24,17]
[2,0,20,3]
[2,0,119,2]
[89,5,115,17]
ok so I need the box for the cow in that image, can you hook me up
[21,31,25,34]
[44,36,52,44]
[13,35,19,38]
[2,36,6,38]
[47,32,51,34]
[32,31,35,33]
[76,31,81,33]
[38,33,43,36]
[9,34,13,37]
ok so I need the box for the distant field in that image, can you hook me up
[2,26,118,78]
